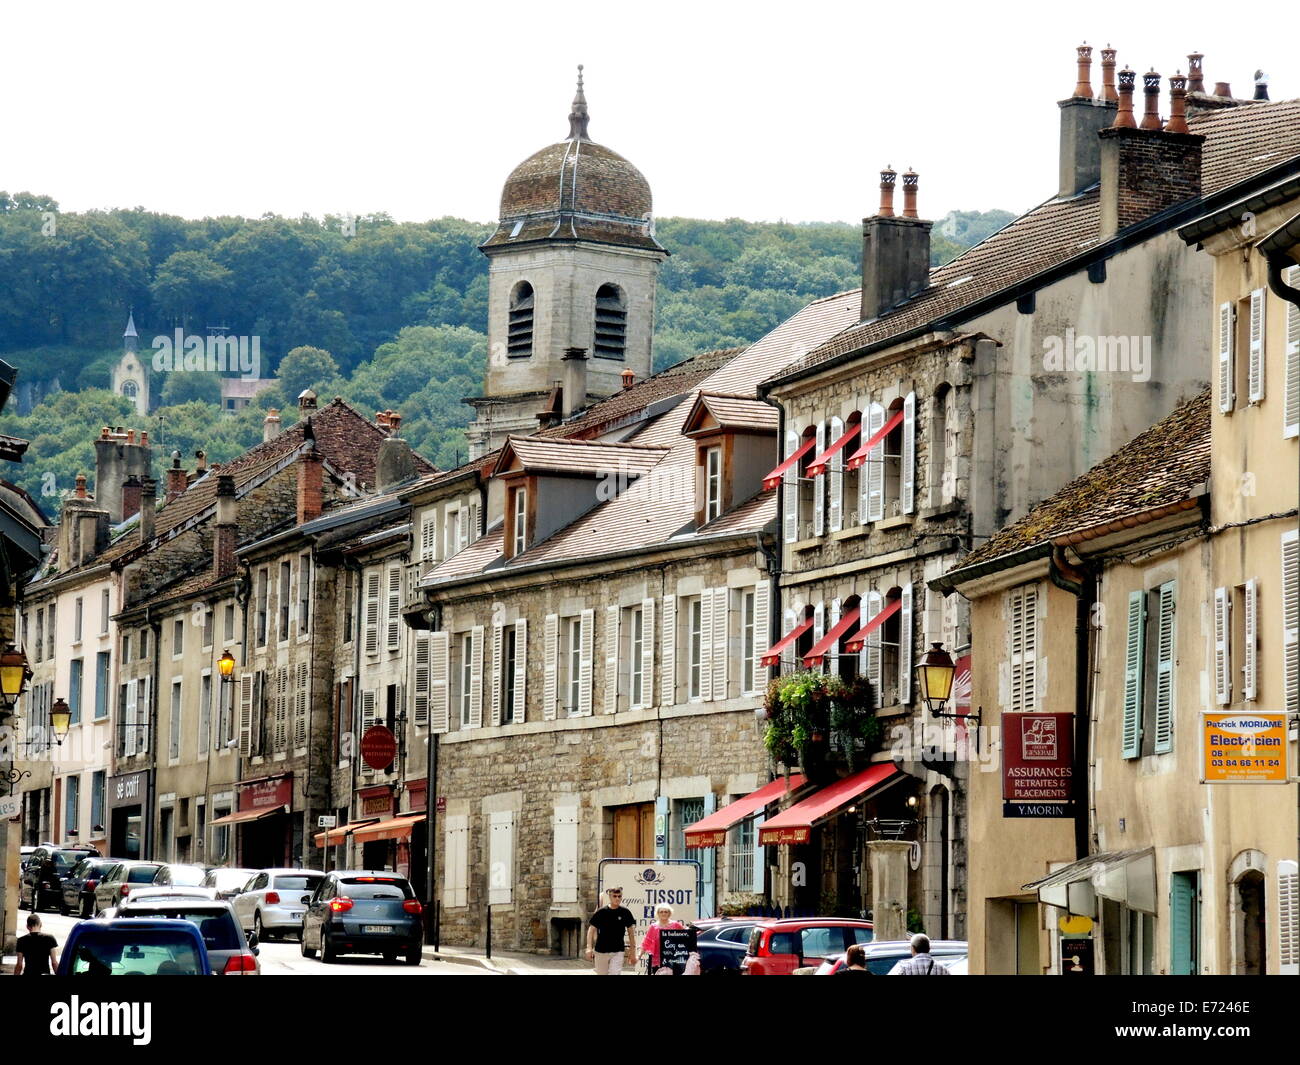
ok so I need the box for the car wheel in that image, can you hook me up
[321,933,338,963]
[254,913,268,942]
[383,950,398,964]
[80,897,92,919]
[406,945,422,967]
[300,932,317,959]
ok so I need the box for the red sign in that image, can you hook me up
[1002,712,1074,818]
[758,825,811,846]
[238,774,292,813]
[361,725,398,771]
[407,779,428,812]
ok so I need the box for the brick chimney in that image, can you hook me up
[1058,43,1118,198]
[860,166,931,321]
[195,450,208,477]
[213,474,238,580]
[298,389,318,418]
[74,473,87,499]
[93,425,152,523]
[296,447,323,524]
[376,419,418,494]
[1098,69,1204,240]
[263,408,282,442]
[139,477,157,544]
[165,450,188,503]
[121,475,142,522]
[561,347,588,418]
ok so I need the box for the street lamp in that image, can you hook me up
[915,643,955,715]
[217,650,236,683]
[50,698,72,745]
[0,641,32,713]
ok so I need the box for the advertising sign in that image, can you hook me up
[598,859,700,945]
[657,928,696,973]
[1002,712,1074,818]
[108,770,148,809]
[0,792,22,820]
[1201,712,1289,784]
[238,774,292,812]
[1060,937,1094,975]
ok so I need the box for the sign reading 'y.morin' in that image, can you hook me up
[1002,712,1074,818]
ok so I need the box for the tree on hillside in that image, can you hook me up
[150,250,234,328]
[159,370,223,407]
[276,345,341,401]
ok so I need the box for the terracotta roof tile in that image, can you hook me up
[498,437,669,477]
[686,393,780,434]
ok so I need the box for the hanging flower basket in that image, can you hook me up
[762,671,880,778]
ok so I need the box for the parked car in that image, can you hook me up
[202,867,256,900]
[152,863,209,889]
[61,858,122,918]
[123,886,218,903]
[740,917,875,975]
[57,918,212,976]
[93,861,164,916]
[812,938,969,975]
[233,867,324,941]
[116,895,260,974]
[19,845,101,913]
[300,870,423,965]
[693,918,771,974]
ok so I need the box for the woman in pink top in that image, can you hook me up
[639,905,685,972]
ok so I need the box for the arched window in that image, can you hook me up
[122,380,138,399]
[507,282,534,358]
[593,284,627,359]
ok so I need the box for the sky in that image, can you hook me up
[4,0,1297,226]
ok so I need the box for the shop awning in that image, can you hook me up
[760,615,815,668]
[843,597,901,654]
[762,436,818,490]
[351,814,426,844]
[805,422,862,479]
[845,409,904,471]
[683,775,808,848]
[209,804,288,826]
[1023,848,1156,917]
[802,607,861,668]
[313,819,378,848]
[758,764,900,845]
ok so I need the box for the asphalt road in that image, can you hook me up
[8,906,489,976]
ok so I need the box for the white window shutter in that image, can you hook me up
[901,391,916,515]
[1010,585,1039,715]
[467,499,480,544]
[1153,581,1176,754]
[827,599,841,675]
[429,632,449,733]
[1213,587,1231,705]
[360,688,376,739]
[488,810,515,905]
[578,608,594,716]
[238,674,253,757]
[898,583,913,704]
[1286,267,1300,438]
[458,506,469,550]
[713,587,729,700]
[513,618,528,722]
[866,403,885,522]
[1243,579,1258,702]
[385,566,401,650]
[753,582,770,690]
[865,592,882,693]
[812,602,825,671]
[640,598,655,707]
[812,422,825,537]
[490,623,503,725]
[413,632,430,726]
[1283,530,1299,717]
[662,595,678,706]
[295,662,308,749]
[782,431,799,544]
[543,613,559,721]
[420,514,437,563]
[1219,301,1235,413]
[469,625,484,727]
[364,572,380,655]
[604,605,620,713]
[857,407,871,526]
[828,416,844,533]
[445,815,468,908]
[552,806,579,903]
[700,591,715,701]
[1247,288,1266,404]
[1280,859,1300,975]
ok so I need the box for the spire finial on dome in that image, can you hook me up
[568,64,590,140]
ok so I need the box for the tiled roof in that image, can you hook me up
[685,392,780,434]
[947,389,1210,576]
[770,99,1300,384]
[693,488,776,536]
[429,528,505,581]
[497,437,669,477]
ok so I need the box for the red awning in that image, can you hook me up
[313,819,378,848]
[843,597,902,654]
[845,409,904,471]
[762,436,818,490]
[760,616,815,668]
[351,814,426,844]
[209,804,288,827]
[801,607,861,668]
[805,422,862,479]
[683,775,808,848]
[758,764,901,845]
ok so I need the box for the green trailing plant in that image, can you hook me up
[762,671,880,773]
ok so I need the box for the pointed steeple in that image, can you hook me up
[123,309,138,353]
[568,64,590,141]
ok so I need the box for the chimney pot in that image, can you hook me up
[1140,69,1163,129]
[75,473,88,499]
[195,449,207,474]
[1166,72,1190,134]
[621,367,636,390]
[298,388,318,415]
[1113,68,1137,127]
[1253,70,1269,101]
[1072,43,1094,98]
[262,408,282,443]
[1187,53,1205,94]
[165,450,188,503]
[877,166,897,218]
[901,169,919,219]
[213,474,238,579]
[1099,46,1118,102]
[126,429,135,444]
[1213,81,1231,98]
[296,449,324,524]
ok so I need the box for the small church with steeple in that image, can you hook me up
[111,311,150,417]
[465,68,668,458]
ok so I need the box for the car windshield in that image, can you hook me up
[273,875,323,893]
[127,866,162,883]
[122,910,241,951]
[54,850,91,872]
[68,930,205,975]
[209,870,250,889]
[340,878,412,900]
[166,867,207,886]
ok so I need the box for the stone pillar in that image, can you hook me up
[867,840,912,942]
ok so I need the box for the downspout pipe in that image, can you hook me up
[1052,546,1095,861]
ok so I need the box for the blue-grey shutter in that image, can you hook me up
[699,792,717,918]
[655,795,670,861]
[1122,590,1145,759]
[1154,581,1176,754]
[1169,872,1198,975]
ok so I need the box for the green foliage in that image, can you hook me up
[762,671,880,774]
[276,345,341,402]
[159,370,222,407]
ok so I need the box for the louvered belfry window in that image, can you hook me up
[593,284,627,359]
[508,282,534,357]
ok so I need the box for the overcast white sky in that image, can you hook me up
[5,0,1296,226]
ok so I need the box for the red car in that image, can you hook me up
[740,917,874,975]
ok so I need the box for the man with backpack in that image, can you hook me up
[888,933,950,975]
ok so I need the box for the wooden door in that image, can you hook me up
[612,802,655,859]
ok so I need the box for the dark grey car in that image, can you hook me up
[300,871,423,965]
[115,896,261,974]
[61,857,122,918]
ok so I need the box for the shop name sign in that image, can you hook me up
[239,775,292,812]
[1002,712,1074,818]
[1201,712,1289,784]
[598,859,700,946]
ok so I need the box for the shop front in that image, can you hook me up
[107,770,148,860]
[212,774,292,868]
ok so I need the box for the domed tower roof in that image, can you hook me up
[482,67,665,254]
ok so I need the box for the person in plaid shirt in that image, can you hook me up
[888,934,951,975]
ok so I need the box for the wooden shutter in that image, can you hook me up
[827,599,841,676]
[360,688,376,743]
[458,505,469,550]
[413,632,430,725]
[420,513,437,562]
[1122,590,1145,759]
[828,416,844,533]
[812,422,826,537]
[898,583,913,704]
[640,598,655,708]
[604,605,619,713]
[429,632,450,733]
[712,587,729,700]
[866,403,885,522]
[1247,288,1266,404]
[385,566,401,650]
[552,805,579,903]
[1168,873,1198,976]
[1153,580,1176,754]
[1284,530,1299,717]
[857,407,871,525]
[752,583,770,692]
[865,591,882,693]
[444,814,468,908]
[469,625,484,727]
[1286,267,1300,438]
[661,594,677,708]
[700,592,714,701]
[1243,579,1258,702]
[295,661,308,749]
[490,623,504,725]
[276,666,289,751]
[1009,585,1038,715]
[1213,587,1231,705]
[513,618,527,721]
[543,613,559,721]
[238,674,253,756]
[488,810,515,904]
[364,572,380,655]
[468,500,480,544]
[578,609,594,716]
[782,431,799,543]
[901,391,916,515]
[1218,301,1235,413]
[1280,859,1299,975]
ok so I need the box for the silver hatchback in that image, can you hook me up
[232,868,324,941]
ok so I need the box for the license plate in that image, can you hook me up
[363,925,394,934]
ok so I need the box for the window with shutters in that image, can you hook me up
[100,589,110,635]
[1218,300,1237,414]
[445,815,469,908]
[1007,585,1039,714]
[501,626,518,723]
[593,283,627,359]
[169,679,182,762]
[459,633,474,727]
[797,425,821,541]
[882,399,905,518]
[298,553,311,636]
[429,631,450,733]
[363,571,381,656]
[172,617,184,659]
[488,810,516,904]
[445,506,462,558]
[740,590,757,695]
[202,604,214,650]
[507,282,534,358]
[1245,288,1266,405]
[1284,530,1299,718]
[559,615,584,715]
[199,671,211,756]
[419,512,438,564]
[620,605,644,709]
[782,430,800,544]
[509,486,528,558]
[704,447,722,523]
[861,403,886,524]
[256,568,268,647]
[278,562,291,642]
[1280,859,1299,975]
[686,597,704,701]
[1130,581,1178,757]
[385,565,402,651]
[73,597,83,643]
[1284,266,1300,438]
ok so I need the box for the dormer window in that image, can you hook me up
[593,284,627,359]
[508,282,534,358]
[704,447,722,522]
[685,392,779,530]
[511,485,528,557]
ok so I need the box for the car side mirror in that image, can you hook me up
[300,894,311,904]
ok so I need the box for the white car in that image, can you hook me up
[232,868,324,942]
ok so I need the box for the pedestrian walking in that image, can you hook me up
[639,904,685,974]
[13,915,59,977]
[836,943,871,974]
[887,933,950,975]
[585,888,636,975]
